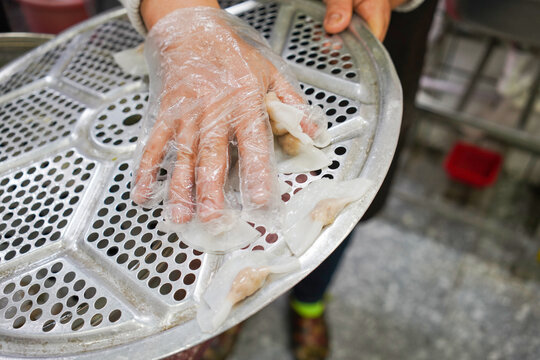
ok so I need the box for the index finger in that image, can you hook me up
[269,70,321,139]
[234,100,275,209]
[131,84,188,205]
[132,119,174,205]
[323,0,354,34]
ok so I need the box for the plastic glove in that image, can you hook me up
[131,7,323,224]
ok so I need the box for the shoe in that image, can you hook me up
[201,323,243,360]
[163,323,242,360]
[289,302,329,360]
[163,340,211,360]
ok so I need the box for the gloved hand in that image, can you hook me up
[131,7,323,224]
[322,0,410,40]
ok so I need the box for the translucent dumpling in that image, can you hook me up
[197,251,299,332]
[282,177,373,256]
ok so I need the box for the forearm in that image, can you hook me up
[141,0,220,30]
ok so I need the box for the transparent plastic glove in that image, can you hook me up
[131,7,324,224]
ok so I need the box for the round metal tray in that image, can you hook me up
[0,33,54,68]
[0,0,401,358]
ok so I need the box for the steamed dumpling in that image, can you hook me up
[282,177,373,256]
[265,92,332,173]
[197,252,299,332]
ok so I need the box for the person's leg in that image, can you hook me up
[290,1,439,359]
[292,233,352,304]
[292,0,439,309]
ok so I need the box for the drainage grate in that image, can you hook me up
[0,41,71,96]
[84,161,204,305]
[237,2,280,40]
[0,258,130,334]
[0,87,85,164]
[62,20,144,96]
[283,12,358,80]
[91,92,148,150]
[0,148,97,264]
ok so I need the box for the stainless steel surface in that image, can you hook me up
[416,99,540,155]
[0,0,402,358]
[452,0,540,48]
[282,12,359,81]
[61,20,144,98]
[0,33,54,68]
[0,37,70,97]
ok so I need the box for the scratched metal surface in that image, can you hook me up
[0,0,401,358]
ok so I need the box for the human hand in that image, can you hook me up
[131,7,320,224]
[323,0,409,40]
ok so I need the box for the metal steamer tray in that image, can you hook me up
[0,0,401,358]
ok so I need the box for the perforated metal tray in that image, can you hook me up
[0,0,401,358]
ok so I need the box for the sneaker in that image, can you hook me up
[163,323,242,360]
[289,300,329,360]
[201,323,243,360]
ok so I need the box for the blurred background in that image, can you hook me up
[0,0,539,358]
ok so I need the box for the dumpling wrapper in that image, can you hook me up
[158,211,260,254]
[265,92,315,145]
[265,92,332,173]
[113,44,148,76]
[197,252,300,332]
[274,141,332,173]
[283,177,373,256]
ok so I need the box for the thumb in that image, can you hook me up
[323,0,354,34]
[354,0,391,41]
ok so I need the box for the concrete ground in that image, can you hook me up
[229,146,540,360]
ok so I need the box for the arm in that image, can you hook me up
[118,0,220,34]
[141,0,220,29]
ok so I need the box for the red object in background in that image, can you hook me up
[445,0,460,20]
[444,142,503,187]
[17,0,89,34]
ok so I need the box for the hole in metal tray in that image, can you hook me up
[284,13,358,81]
[0,149,96,264]
[0,260,125,333]
[123,114,142,126]
[84,162,204,305]
[62,20,143,94]
[0,88,85,163]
